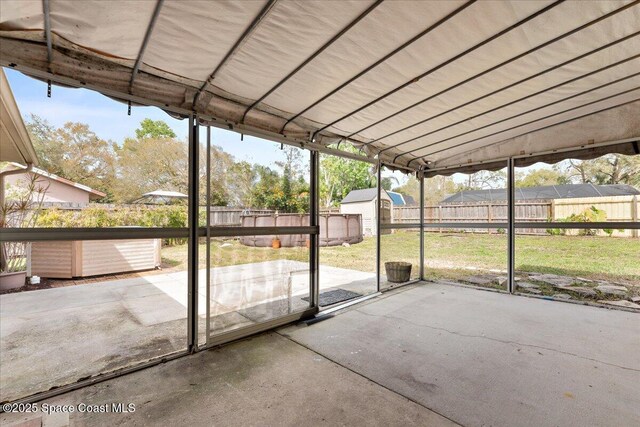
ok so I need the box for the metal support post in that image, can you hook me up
[309,150,320,308]
[507,157,516,294]
[205,126,211,344]
[187,115,199,351]
[376,161,382,291]
[419,171,425,280]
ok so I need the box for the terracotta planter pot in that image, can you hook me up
[272,238,281,249]
[0,271,27,291]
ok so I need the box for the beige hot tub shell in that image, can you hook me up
[29,239,161,279]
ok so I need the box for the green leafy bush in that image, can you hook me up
[546,206,612,236]
[36,205,188,245]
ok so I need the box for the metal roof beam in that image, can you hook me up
[336,0,564,143]
[345,0,638,146]
[42,0,52,66]
[408,91,640,167]
[388,46,640,162]
[129,0,164,93]
[279,0,476,134]
[240,0,384,123]
[193,0,278,108]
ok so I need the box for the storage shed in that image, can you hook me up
[340,188,392,236]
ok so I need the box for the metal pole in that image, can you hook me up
[187,115,199,351]
[419,171,425,280]
[309,150,320,308]
[376,160,382,291]
[507,157,515,293]
[205,126,211,344]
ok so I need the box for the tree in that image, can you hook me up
[392,176,420,201]
[135,118,176,139]
[516,168,568,187]
[460,170,506,190]
[424,175,458,205]
[319,147,376,207]
[114,135,189,202]
[26,115,116,200]
[555,154,640,186]
[381,176,398,191]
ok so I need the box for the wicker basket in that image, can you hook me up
[384,261,412,283]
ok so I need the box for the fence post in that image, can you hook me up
[438,205,443,234]
[632,195,638,238]
[487,203,492,234]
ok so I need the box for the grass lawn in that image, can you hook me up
[161,232,640,285]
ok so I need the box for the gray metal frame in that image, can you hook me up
[1,64,637,405]
[187,114,199,352]
[201,133,321,348]
[419,171,425,280]
[205,126,212,342]
[376,160,382,291]
[310,150,320,307]
[418,158,640,296]
[507,158,516,293]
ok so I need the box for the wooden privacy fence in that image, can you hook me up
[393,195,639,237]
[207,207,274,227]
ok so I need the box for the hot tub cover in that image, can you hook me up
[0,0,638,172]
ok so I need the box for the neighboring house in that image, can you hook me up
[3,163,106,205]
[340,188,393,236]
[387,191,417,207]
[441,183,640,204]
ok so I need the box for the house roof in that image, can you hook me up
[341,188,390,204]
[403,194,417,206]
[132,189,188,204]
[0,69,38,166]
[1,2,638,173]
[142,190,188,198]
[387,191,406,206]
[3,162,106,200]
[441,183,640,204]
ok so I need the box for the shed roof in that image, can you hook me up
[341,188,390,204]
[0,1,638,173]
[441,183,640,203]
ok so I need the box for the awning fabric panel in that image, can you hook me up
[0,0,638,173]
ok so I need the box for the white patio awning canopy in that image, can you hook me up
[1,0,639,173]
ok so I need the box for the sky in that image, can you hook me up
[5,67,440,187]
[5,68,294,169]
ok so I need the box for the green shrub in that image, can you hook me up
[546,206,612,237]
[36,204,188,245]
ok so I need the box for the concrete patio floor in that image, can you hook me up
[282,283,640,427]
[0,283,640,426]
[2,282,638,426]
[0,260,376,402]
